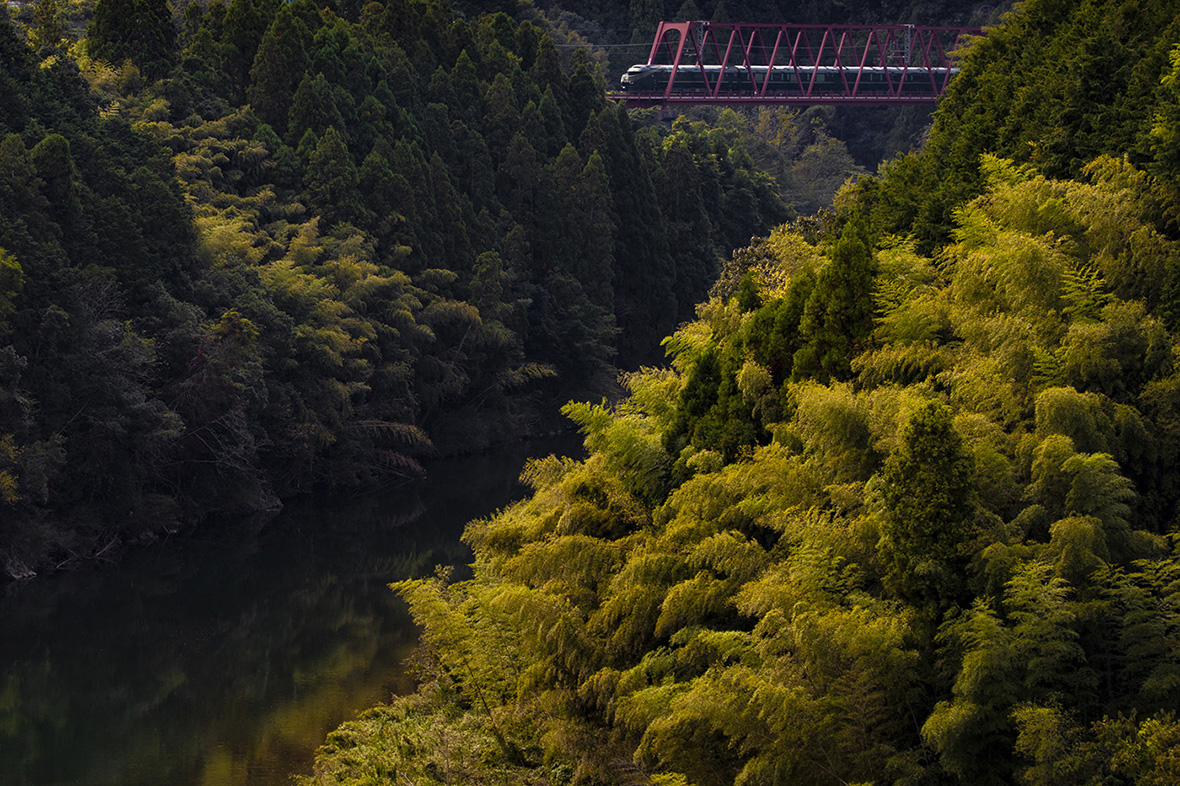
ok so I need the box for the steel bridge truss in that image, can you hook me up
[610,21,981,107]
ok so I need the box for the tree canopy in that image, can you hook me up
[0,0,787,575]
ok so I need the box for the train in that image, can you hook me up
[619,63,959,95]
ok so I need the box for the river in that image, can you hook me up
[0,434,581,786]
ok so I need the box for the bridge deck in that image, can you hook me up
[607,92,948,107]
[610,21,981,107]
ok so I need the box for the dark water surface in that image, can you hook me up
[0,435,581,786]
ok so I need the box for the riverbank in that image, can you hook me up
[0,434,582,786]
[0,399,584,583]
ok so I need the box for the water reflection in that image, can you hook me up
[0,435,581,785]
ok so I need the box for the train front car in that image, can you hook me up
[620,64,664,92]
[620,65,737,95]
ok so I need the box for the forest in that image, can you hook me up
[0,0,810,577]
[7,0,1180,782]
[291,0,1180,784]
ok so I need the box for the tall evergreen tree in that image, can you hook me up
[221,0,278,97]
[878,401,976,610]
[246,5,312,130]
[287,72,346,147]
[304,126,364,227]
[0,8,31,132]
[792,214,875,382]
[88,0,177,79]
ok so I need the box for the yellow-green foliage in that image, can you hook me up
[376,154,1180,785]
[296,694,569,786]
[0,434,19,505]
[0,247,23,331]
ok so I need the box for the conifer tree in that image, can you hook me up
[878,400,976,609]
[573,151,617,314]
[528,34,565,101]
[88,0,176,79]
[287,72,346,148]
[88,0,138,64]
[304,127,364,228]
[792,214,875,382]
[0,134,54,262]
[246,5,311,130]
[221,0,277,97]
[0,8,31,131]
[30,133,80,233]
[537,86,568,155]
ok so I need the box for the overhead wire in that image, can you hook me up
[553,42,651,48]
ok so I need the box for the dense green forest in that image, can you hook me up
[0,0,808,577]
[298,0,1180,783]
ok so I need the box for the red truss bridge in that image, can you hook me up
[608,21,982,107]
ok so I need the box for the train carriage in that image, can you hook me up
[620,64,957,97]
